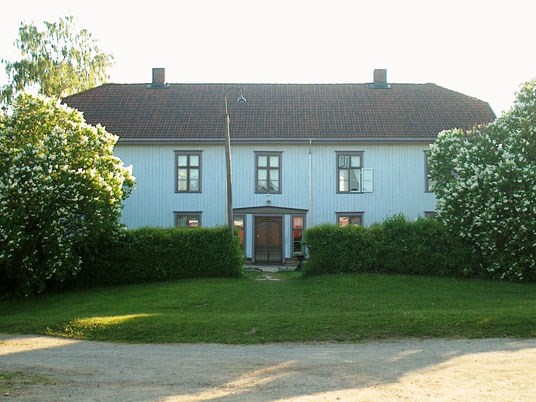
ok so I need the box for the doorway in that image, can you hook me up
[254,216,283,263]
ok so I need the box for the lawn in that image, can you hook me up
[1,272,535,344]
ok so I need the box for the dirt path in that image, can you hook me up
[1,334,536,401]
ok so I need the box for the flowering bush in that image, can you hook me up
[428,81,536,281]
[0,94,135,295]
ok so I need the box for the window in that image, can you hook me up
[256,152,281,193]
[234,215,245,250]
[175,212,201,228]
[337,213,363,226]
[424,151,435,192]
[292,216,305,254]
[176,151,201,192]
[424,211,438,218]
[336,152,373,193]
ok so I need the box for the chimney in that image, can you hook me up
[151,67,167,88]
[372,69,390,89]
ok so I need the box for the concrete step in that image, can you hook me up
[243,265,298,273]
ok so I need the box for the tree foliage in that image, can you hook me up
[1,16,113,104]
[428,81,536,281]
[0,94,134,295]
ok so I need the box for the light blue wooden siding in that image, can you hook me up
[115,142,436,230]
[231,144,310,210]
[115,144,227,228]
[309,143,436,226]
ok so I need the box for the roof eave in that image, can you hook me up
[116,136,438,145]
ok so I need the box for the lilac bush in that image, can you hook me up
[0,94,134,295]
[428,81,536,281]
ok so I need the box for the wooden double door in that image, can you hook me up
[254,216,283,263]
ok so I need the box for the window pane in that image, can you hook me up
[271,170,279,181]
[293,216,304,229]
[178,179,187,191]
[293,230,303,253]
[190,168,199,180]
[270,155,279,167]
[258,156,268,167]
[338,155,349,168]
[188,218,199,228]
[177,155,188,167]
[269,180,279,192]
[350,169,360,192]
[339,170,348,192]
[338,216,349,226]
[190,155,199,167]
[258,169,267,180]
[349,216,362,225]
[257,180,267,191]
[178,168,187,180]
[234,217,244,247]
[350,155,361,167]
[190,180,199,191]
[177,216,187,227]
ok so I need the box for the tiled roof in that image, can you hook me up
[63,82,495,141]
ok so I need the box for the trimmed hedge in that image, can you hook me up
[304,215,481,278]
[302,224,378,276]
[76,226,243,287]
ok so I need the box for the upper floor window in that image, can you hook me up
[424,151,435,192]
[176,151,201,192]
[175,212,201,228]
[336,152,373,193]
[256,152,282,193]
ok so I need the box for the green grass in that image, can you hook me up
[1,272,536,344]
[0,371,55,395]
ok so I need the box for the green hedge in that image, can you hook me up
[76,226,243,287]
[304,215,480,278]
[303,224,378,275]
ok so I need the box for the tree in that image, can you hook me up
[428,80,536,281]
[0,94,135,295]
[1,16,113,104]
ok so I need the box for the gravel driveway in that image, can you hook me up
[1,334,535,401]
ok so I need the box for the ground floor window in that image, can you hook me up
[336,212,363,226]
[292,215,305,253]
[424,211,438,218]
[175,212,201,228]
[234,215,245,249]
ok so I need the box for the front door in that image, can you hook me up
[254,216,283,263]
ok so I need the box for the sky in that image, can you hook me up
[1,0,535,116]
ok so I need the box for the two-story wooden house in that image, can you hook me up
[64,68,495,263]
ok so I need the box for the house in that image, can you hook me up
[63,68,495,263]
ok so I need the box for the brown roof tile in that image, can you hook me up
[63,82,495,141]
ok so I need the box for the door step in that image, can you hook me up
[243,265,297,273]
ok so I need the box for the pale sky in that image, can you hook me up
[1,0,535,116]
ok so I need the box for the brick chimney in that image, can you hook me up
[372,69,390,89]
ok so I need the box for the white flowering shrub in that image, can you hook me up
[428,81,536,281]
[0,94,135,295]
